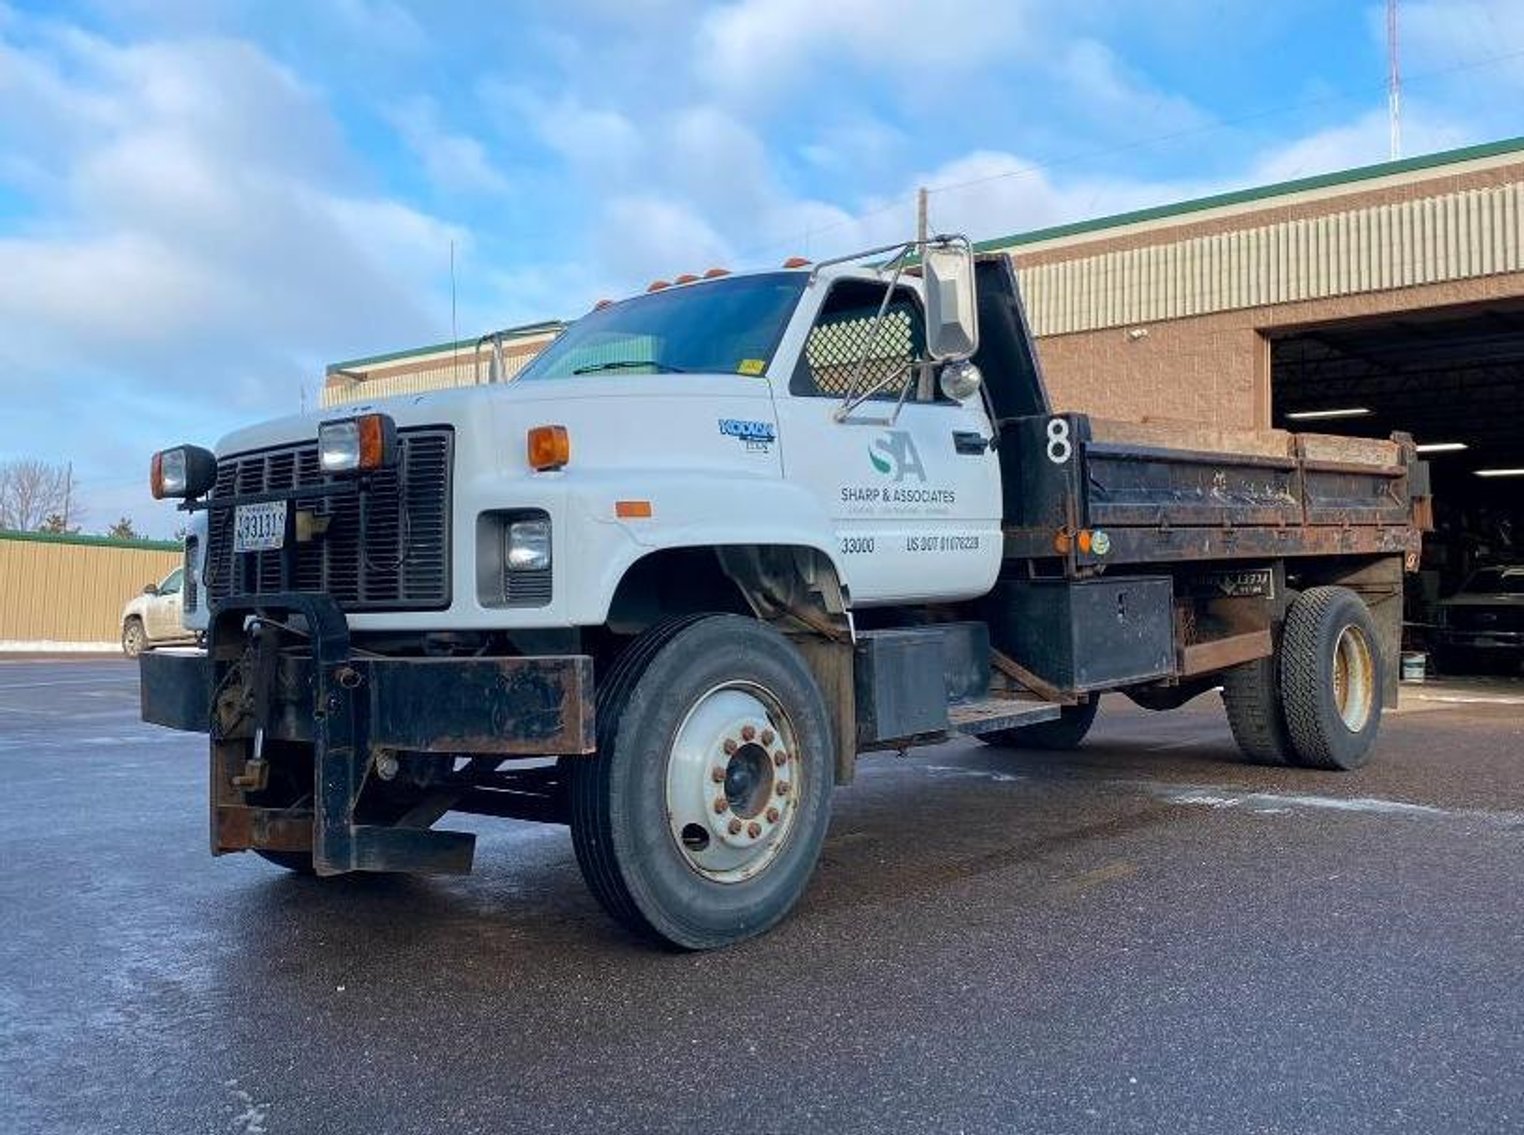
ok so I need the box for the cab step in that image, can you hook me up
[947,697,1062,737]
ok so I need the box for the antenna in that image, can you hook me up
[1387,0,1402,160]
[450,239,459,383]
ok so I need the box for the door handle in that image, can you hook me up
[953,431,991,455]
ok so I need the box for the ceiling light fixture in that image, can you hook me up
[1414,442,1468,454]
[1474,468,1524,478]
[1285,407,1373,421]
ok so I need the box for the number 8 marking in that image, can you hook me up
[1046,417,1072,464]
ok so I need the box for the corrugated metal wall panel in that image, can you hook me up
[1014,182,1524,336]
[0,537,180,645]
[322,340,556,407]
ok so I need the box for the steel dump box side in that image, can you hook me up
[998,412,1427,570]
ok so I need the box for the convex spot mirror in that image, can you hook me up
[922,239,979,361]
[939,360,983,402]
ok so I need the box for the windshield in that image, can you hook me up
[1462,568,1524,595]
[517,272,807,381]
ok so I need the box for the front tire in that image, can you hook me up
[1280,587,1385,771]
[567,615,834,949]
[122,617,146,658]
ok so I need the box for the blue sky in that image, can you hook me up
[1,0,1522,535]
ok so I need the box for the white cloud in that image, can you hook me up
[388,96,509,194]
[480,81,646,176]
[0,24,454,388]
[695,0,1038,104]
[326,0,427,54]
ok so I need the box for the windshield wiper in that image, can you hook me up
[572,360,688,375]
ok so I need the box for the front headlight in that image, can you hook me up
[319,413,397,474]
[506,519,552,571]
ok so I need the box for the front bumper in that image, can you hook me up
[140,592,594,876]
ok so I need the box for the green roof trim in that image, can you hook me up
[328,320,567,375]
[975,135,1524,253]
[0,528,180,552]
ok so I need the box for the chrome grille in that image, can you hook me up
[183,537,199,613]
[204,428,453,611]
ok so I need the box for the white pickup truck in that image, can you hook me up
[141,237,1428,948]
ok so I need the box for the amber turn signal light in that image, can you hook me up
[528,425,570,471]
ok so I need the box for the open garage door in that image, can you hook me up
[1270,303,1524,678]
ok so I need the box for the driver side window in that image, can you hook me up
[791,280,926,400]
[158,568,183,596]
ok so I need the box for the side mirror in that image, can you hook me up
[142,583,159,596]
[922,238,979,361]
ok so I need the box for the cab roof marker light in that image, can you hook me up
[647,280,671,292]
[703,267,730,278]
[674,273,699,284]
[782,256,811,269]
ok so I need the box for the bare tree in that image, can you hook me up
[0,459,83,532]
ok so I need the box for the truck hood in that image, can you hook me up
[214,373,774,456]
[212,373,784,484]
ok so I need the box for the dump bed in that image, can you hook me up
[967,254,1429,572]
[998,412,1428,569]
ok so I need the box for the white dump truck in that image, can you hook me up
[141,237,1428,948]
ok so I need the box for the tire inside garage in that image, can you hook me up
[1271,304,1524,678]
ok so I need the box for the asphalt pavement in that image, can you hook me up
[1,658,1521,1134]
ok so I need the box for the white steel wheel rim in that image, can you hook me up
[665,681,801,884]
[1332,624,1375,732]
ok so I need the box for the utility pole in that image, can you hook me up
[1388,0,1402,161]
[917,186,929,247]
[62,460,72,532]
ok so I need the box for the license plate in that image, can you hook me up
[233,501,288,552]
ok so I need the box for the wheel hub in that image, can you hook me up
[666,684,799,883]
[1332,623,1375,733]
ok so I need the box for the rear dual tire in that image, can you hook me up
[1222,586,1384,771]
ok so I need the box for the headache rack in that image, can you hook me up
[201,427,454,612]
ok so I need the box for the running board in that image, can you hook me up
[947,697,1063,737]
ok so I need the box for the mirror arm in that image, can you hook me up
[833,249,913,423]
[832,361,917,426]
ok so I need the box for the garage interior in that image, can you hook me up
[1270,303,1524,672]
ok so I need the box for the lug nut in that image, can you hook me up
[766,807,780,823]
[713,797,727,814]
[728,817,743,835]
[723,739,738,756]
[711,766,726,783]
[761,729,775,746]
[747,821,761,839]
[773,751,788,767]
[741,725,756,742]
[776,781,790,796]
